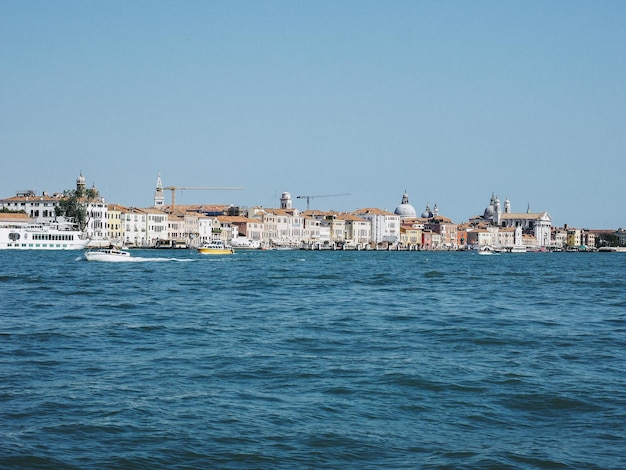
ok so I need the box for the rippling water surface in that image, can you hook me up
[1,250,625,468]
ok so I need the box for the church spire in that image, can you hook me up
[154,173,165,207]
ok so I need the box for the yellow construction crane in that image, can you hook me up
[296,193,350,211]
[164,186,245,210]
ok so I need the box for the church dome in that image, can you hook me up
[421,203,433,218]
[483,193,496,220]
[394,192,417,218]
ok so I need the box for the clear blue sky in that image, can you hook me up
[2,1,625,228]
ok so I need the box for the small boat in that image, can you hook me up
[229,237,261,249]
[197,240,234,255]
[84,248,132,262]
[478,246,499,255]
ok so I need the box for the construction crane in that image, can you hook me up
[163,186,245,210]
[296,193,350,211]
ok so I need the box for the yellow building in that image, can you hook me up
[566,228,582,247]
[400,224,422,249]
[107,204,124,245]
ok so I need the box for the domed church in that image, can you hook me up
[420,202,439,219]
[394,191,417,219]
[474,192,553,247]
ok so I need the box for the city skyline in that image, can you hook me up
[0,172,620,231]
[2,2,625,229]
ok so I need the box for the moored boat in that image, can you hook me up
[229,237,261,249]
[197,240,234,255]
[0,217,90,250]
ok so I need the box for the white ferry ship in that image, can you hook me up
[0,216,90,250]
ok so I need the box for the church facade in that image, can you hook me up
[472,193,552,247]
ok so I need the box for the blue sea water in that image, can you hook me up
[1,249,625,469]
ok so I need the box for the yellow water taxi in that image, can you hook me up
[197,240,235,255]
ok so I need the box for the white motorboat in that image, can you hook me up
[478,246,499,255]
[84,248,132,262]
[229,237,261,249]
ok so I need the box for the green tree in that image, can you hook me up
[55,188,99,231]
[596,233,619,248]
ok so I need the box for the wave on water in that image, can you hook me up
[77,256,194,263]
[3,250,626,469]
[130,256,193,262]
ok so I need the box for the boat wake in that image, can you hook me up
[122,257,172,262]
[79,256,194,263]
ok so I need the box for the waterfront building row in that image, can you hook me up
[1,175,621,250]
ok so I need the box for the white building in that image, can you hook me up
[475,194,552,247]
[353,208,401,245]
[122,208,148,247]
[197,215,219,245]
[0,190,62,220]
[342,213,372,247]
[0,173,109,243]
[184,214,201,247]
[167,214,187,243]
[303,211,346,246]
[250,206,304,246]
[85,197,108,243]
[466,228,496,248]
[301,216,321,246]
[144,208,168,246]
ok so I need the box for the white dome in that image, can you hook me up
[394,192,417,218]
[395,204,417,218]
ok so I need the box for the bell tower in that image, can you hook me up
[280,192,292,209]
[76,172,86,194]
[154,174,165,207]
[495,196,501,225]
